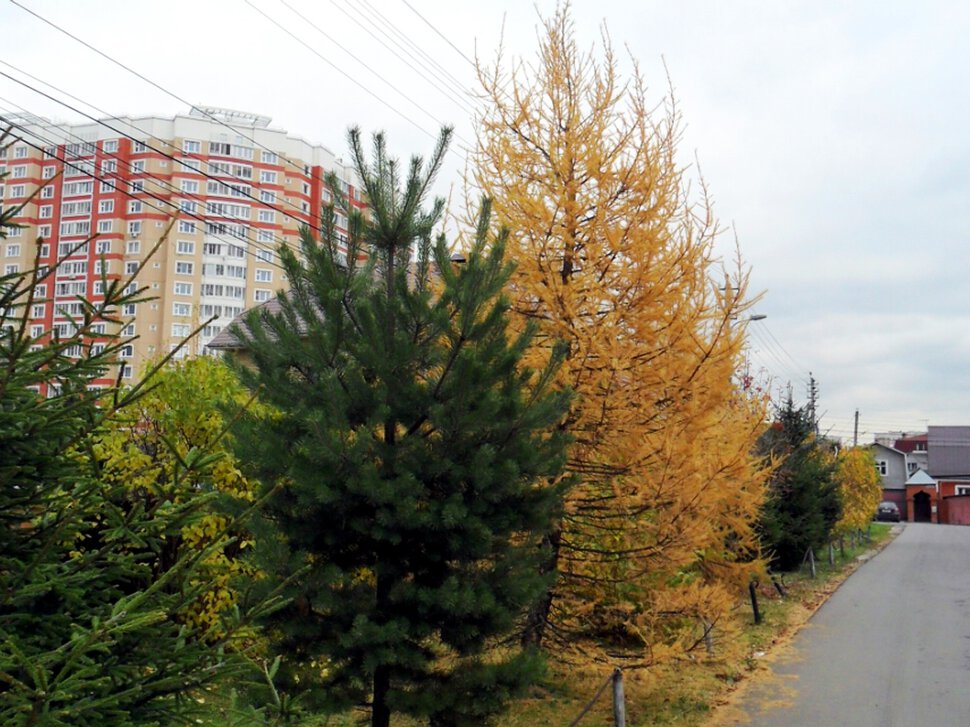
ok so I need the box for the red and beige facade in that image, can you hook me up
[0,107,362,381]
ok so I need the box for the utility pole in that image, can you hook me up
[853,409,860,447]
[807,373,819,436]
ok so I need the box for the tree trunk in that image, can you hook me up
[372,570,392,727]
[372,664,391,727]
[521,526,562,647]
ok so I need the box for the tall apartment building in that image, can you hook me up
[0,106,362,381]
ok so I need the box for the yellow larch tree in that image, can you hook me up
[471,6,770,661]
[834,446,884,535]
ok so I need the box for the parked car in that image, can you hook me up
[876,501,901,522]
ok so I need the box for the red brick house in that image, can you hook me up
[920,426,970,525]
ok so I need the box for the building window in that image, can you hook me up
[180,179,199,194]
[875,460,888,476]
[255,268,272,283]
[128,221,142,237]
[99,199,114,214]
[38,226,51,240]
[96,240,111,254]
[178,220,197,234]
[11,165,27,179]
[254,288,271,302]
[172,323,191,338]
[97,220,113,233]
[131,159,146,174]
[129,180,145,194]
[103,139,119,153]
[9,185,26,198]
[261,150,278,164]
[131,141,147,154]
[31,304,45,319]
[173,302,192,317]
[259,170,278,184]
[176,240,195,254]
[128,200,143,214]
[183,139,201,154]
[907,462,918,475]
[175,261,193,275]
[174,282,192,296]
[956,486,970,496]
[42,166,56,179]
[40,185,55,199]
[6,244,21,257]
[256,248,272,262]
[257,210,275,223]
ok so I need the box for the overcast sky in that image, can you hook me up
[2,0,968,442]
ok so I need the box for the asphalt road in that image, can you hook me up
[725,523,970,726]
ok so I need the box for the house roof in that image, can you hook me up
[206,295,315,351]
[894,433,928,453]
[927,426,970,478]
[871,442,906,459]
[906,469,937,486]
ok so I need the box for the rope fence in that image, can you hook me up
[566,667,626,727]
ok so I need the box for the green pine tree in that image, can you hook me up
[0,159,283,724]
[229,128,571,727]
[757,394,841,570]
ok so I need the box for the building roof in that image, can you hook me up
[894,432,928,453]
[927,426,970,478]
[206,296,314,351]
[872,442,906,458]
[906,469,937,486]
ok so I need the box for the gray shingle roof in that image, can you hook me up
[206,295,315,351]
[927,426,970,478]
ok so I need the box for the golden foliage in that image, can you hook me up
[834,447,884,534]
[93,356,258,633]
[472,6,770,662]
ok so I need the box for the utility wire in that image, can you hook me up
[273,0,470,140]
[0,58,320,230]
[0,100,291,270]
[243,0,438,143]
[322,0,475,116]
[356,0,475,105]
[0,66,328,243]
[400,0,477,68]
[9,0,355,185]
[5,122,290,274]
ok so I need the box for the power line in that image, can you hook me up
[5,120,290,274]
[0,65,327,244]
[9,0,354,185]
[400,0,477,69]
[0,58,320,231]
[243,0,448,146]
[356,0,475,105]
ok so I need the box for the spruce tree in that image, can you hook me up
[757,394,841,570]
[0,181,280,723]
[230,128,570,727]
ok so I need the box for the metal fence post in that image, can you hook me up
[612,668,626,727]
